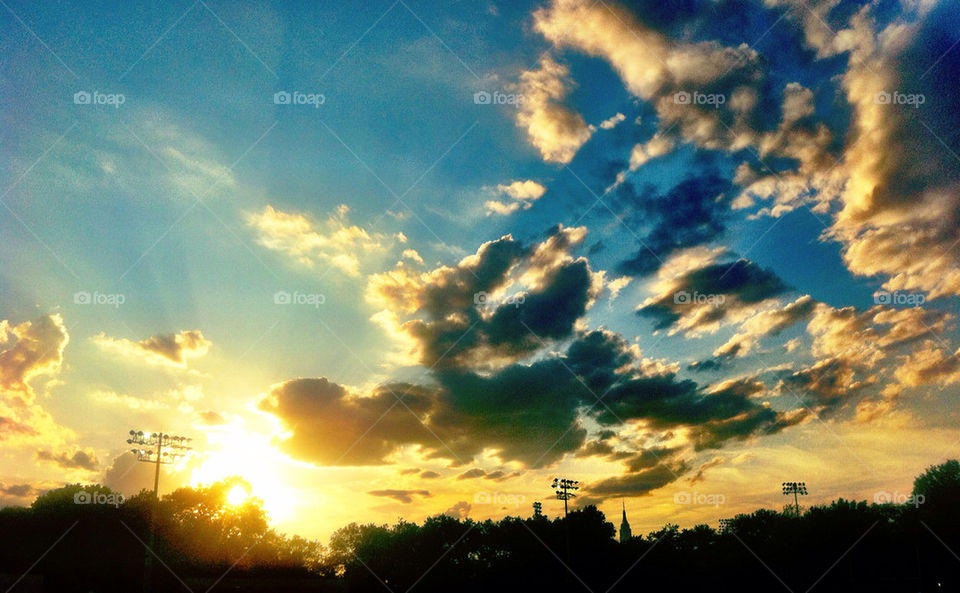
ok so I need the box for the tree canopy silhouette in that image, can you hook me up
[1,463,959,592]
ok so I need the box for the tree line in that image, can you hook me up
[1,462,958,591]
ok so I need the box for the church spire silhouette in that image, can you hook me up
[619,500,632,542]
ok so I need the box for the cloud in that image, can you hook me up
[810,1,960,299]
[260,324,798,470]
[626,134,675,172]
[35,448,98,471]
[600,112,626,130]
[511,56,595,164]
[367,489,431,504]
[247,204,401,276]
[0,483,37,498]
[453,468,521,481]
[484,180,547,216]
[0,482,43,506]
[615,173,735,276]
[103,451,190,496]
[706,295,817,363]
[0,315,74,449]
[367,225,601,370]
[93,330,210,368]
[767,301,952,417]
[637,250,792,335]
[806,303,950,371]
[196,410,228,426]
[401,249,424,265]
[688,456,724,485]
[257,378,435,466]
[530,0,960,301]
[420,470,441,479]
[443,501,472,519]
[0,314,70,405]
[584,462,687,500]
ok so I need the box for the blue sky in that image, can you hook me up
[3,0,960,540]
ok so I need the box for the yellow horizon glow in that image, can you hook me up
[189,424,299,522]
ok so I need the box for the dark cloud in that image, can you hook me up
[0,416,38,439]
[420,470,441,479]
[616,173,735,276]
[95,329,210,367]
[258,378,435,466]
[688,456,724,485]
[0,483,36,497]
[367,489,431,504]
[261,323,806,470]
[136,330,210,365]
[368,227,598,370]
[584,462,688,501]
[777,357,866,417]
[195,411,227,426]
[35,449,98,471]
[103,452,189,496]
[443,501,471,519]
[623,446,683,473]
[637,257,792,332]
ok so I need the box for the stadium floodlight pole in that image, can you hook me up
[782,481,808,517]
[532,501,543,518]
[718,518,732,533]
[552,477,579,517]
[127,430,192,593]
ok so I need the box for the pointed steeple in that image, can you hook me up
[619,500,632,542]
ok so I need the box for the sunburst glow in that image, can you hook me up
[189,425,299,522]
[226,484,250,506]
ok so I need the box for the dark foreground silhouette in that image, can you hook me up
[1,462,959,592]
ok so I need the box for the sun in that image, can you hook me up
[189,425,300,522]
[226,484,250,506]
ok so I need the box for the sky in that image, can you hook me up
[2,0,960,541]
